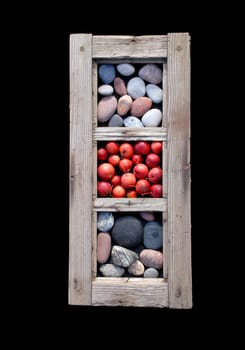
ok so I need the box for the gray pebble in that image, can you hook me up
[139,64,162,84]
[99,264,125,277]
[123,116,144,128]
[144,268,159,278]
[117,63,135,76]
[111,245,138,267]
[127,77,145,99]
[143,221,163,249]
[142,108,162,127]
[98,84,114,96]
[99,64,116,84]
[97,212,114,231]
[146,84,163,103]
[108,114,124,127]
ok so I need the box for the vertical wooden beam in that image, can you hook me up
[69,34,92,305]
[167,33,192,308]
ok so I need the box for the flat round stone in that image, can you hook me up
[111,245,138,267]
[140,249,163,269]
[127,77,146,99]
[131,97,152,117]
[117,63,135,76]
[128,260,145,276]
[97,232,111,264]
[123,116,144,128]
[98,84,114,96]
[97,96,117,123]
[146,84,163,103]
[111,216,143,248]
[114,77,127,96]
[97,212,114,232]
[99,264,125,277]
[144,267,159,278]
[108,114,124,127]
[138,64,162,84]
[142,108,162,127]
[143,221,163,249]
[117,95,132,116]
[99,64,116,84]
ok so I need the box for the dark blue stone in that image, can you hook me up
[111,216,143,248]
[143,221,163,249]
[99,64,116,84]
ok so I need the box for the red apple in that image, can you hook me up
[148,167,162,184]
[119,159,132,173]
[133,163,149,179]
[108,154,120,166]
[151,141,162,154]
[97,182,112,197]
[111,175,121,186]
[126,190,137,198]
[151,184,162,198]
[145,153,160,168]
[121,173,136,189]
[134,141,150,155]
[112,185,126,198]
[97,163,115,181]
[135,179,151,196]
[119,143,134,159]
[105,141,119,155]
[97,147,108,161]
[132,154,143,165]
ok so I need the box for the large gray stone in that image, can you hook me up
[99,264,125,277]
[111,216,143,248]
[111,245,138,267]
[127,77,145,99]
[138,64,162,84]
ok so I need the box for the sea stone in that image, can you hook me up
[114,77,127,96]
[144,268,159,278]
[117,95,132,116]
[117,63,135,76]
[97,96,117,123]
[146,84,163,103]
[139,212,156,221]
[128,260,145,276]
[123,116,144,128]
[111,216,143,248]
[140,249,163,269]
[142,108,162,127]
[98,84,114,96]
[97,212,114,231]
[108,114,124,127]
[138,64,162,84]
[97,232,111,264]
[127,77,146,99]
[99,64,116,84]
[131,97,152,117]
[143,221,163,249]
[99,264,125,277]
[111,245,138,267]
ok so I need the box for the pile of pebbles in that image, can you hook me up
[97,211,163,278]
[97,63,164,127]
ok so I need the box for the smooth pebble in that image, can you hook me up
[127,77,145,99]
[97,232,111,264]
[140,249,163,269]
[117,63,135,76]
[128,260,145,276]
[99,64,116,84]
[123,116,144,128]
[139,64,162,84]
[108,114,124,127]
[97,96,117,123]
[111,245,138,267]
[114,77,127,96]
[144,268,159,278]
[99,264,125,277]
[146,84,163,103]
[111,216,143,248]
[142,108,162,127]
[98,84,114,96]
[97,212,114,231]
[131,97,152,117]
[117,95,132,116]
[143,221,163,249]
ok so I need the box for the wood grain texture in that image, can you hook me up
[162,63,168,127]
[94,127,167,141]
[92,278,168,307]
[69,34,92,305]
[93,198,167,212]
[167,33,192,308]
[93,35,167,58]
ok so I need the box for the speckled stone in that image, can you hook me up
[97,232,111,264]
[146,84,163,103]
[97,212,114,232]
[117,95,133,116]
[143,221,163,249]
[108,114,124,127]
[140,249,163,269]
[111,245,138,267]
[98,84,114,96]
[99,64,116,84]
[127,77,146,99]
[131,97,152,117]
[117,63,135,76]
[138,64,162,84]
[139,212,156,221]
[128,260,145,276]
[111,216,143,248]
[144,267,159,278]
[123,116,144,128]
[97,96,117,123]
[114,77,127,96]
[142,108,162,127]
[99,264,125,277]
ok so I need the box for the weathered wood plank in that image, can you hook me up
[93,198,167,212]
[92,278,168,307]
[167,33,192,308]
[94,127,167,141]
[69,34,92,305]
[162,63,168,127]
[93,35,167,58]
